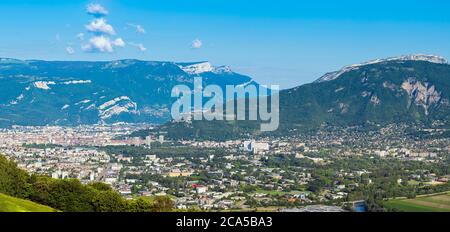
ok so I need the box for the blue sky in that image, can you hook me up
[0,0,449,88]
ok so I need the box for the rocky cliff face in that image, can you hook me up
[401,78,442,115]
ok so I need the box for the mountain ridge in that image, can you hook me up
[1,55,449,135]
[315,54,448,83]
[152,55,450,140]
[0,58,256,127]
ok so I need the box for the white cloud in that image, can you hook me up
[128,23,146,34]
[86,3,109,17]
[81,3,125,54]
[77,33,85,41]
[55,33,61,41]
[82,36,125,53]
[129,42,147,52]
[191,39,203,49]
[113,38,125,47]
[85,18,115,35]
[66,46,75,54]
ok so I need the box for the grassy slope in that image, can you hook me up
[384,193,450,212]
[0,193,56,212]
[384,200,444,212]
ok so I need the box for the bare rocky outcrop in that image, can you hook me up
[401,78,441,115]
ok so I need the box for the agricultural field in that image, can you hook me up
[384,192,450,212]
[0,193,56,212]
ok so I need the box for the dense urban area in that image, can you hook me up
[1,123,449,212]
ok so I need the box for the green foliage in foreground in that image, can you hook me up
[0,155,174,212]
[0,193,56,212]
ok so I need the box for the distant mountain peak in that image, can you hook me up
[316,54,448,83]
[177,61,232,75]
[103,59,143,69]
[177,61,213,74]
[212,65,232,74]
[0,58,27,64]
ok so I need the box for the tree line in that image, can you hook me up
[0,154,174,212]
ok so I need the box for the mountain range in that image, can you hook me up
[280,55,449,128]
[0,59,256,127]
[1,55,449,140]
[152,54,450,140]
